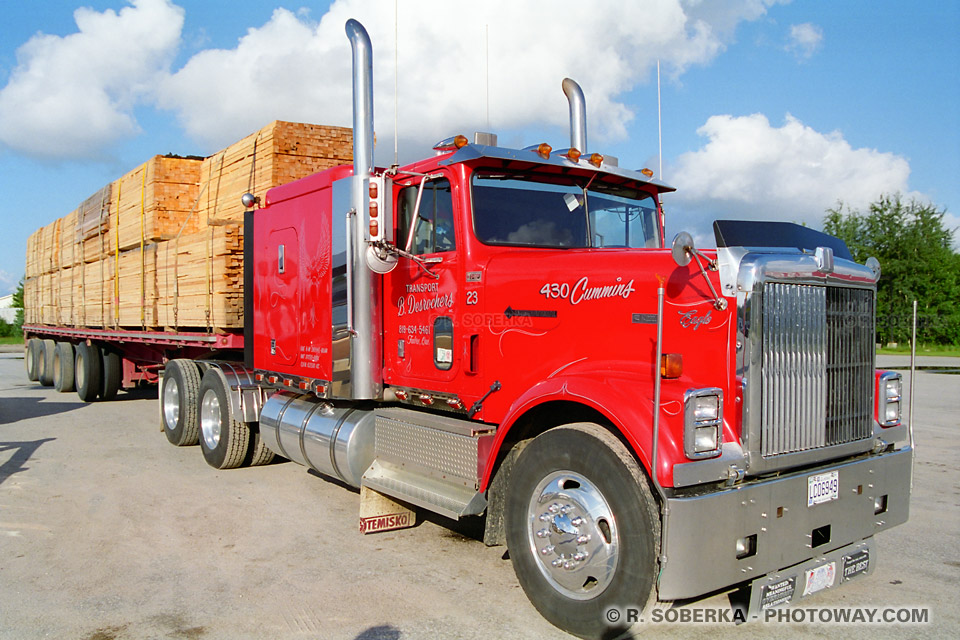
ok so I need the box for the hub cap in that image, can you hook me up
[162,377,180,429]
[527,471,618,600]
[200,389,222,449]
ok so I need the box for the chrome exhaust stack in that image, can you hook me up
[562,78,588,153]
[345,19,382,399]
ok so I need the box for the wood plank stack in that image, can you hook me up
[23,121,353,332]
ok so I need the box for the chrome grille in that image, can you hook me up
[760,284,874,457]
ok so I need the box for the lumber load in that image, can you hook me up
[200,121,352,224]
[23,120,353,332]
[156,226,244,329]
[78,185,114,263]
[112,156,203,252]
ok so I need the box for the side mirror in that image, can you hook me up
[671,231,694,267]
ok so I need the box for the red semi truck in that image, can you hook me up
[23,19,911,638]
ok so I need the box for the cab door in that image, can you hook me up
[383,175,461,389]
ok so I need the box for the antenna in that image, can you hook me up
[657,59,663,181]
[394,0,399,166]
[485,24,490,130]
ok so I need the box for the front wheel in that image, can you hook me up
[505,423,660,639]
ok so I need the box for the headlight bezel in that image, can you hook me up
[877,371,902,428]
[683,387,724,459]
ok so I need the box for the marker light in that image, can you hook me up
[369,201,378,218]
[454,134,469,148]
[641,168,654,178]
[369,221,379,237]
[369,181,378,199]
[589,153,604,167]
[661,353,683,379]
[565,148,581,162]
[535,143,552,159]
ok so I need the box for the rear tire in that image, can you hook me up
[53,342,75,392]
[100,348,122,401]
[505,423,660,639]
[38,339,56,387]
[25,338,41,381]
[247,429,276,466]
[161,359,202,446]
[75,342,102,402]
[198,368,250,469]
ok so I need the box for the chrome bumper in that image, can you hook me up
[657,446,912,600]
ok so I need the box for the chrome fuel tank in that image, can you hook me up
[259,391,375,488]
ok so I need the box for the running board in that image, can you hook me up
[361,407,496,520]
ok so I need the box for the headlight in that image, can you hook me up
[684,388,723,458]
[877,371,902,427]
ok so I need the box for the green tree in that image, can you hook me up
[825,195,960,345]
[12,277,24,331]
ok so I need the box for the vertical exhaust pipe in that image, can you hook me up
[345,19,382,399]
[562,78,588,153]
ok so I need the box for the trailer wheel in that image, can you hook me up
[75,342,102,402]
[161,359,202,446]
[100,348,122,401]
[505,423,660,640]
[25,338,41,382]
[38,339,56,386]
[198,368,250,469]
[53,342,75,392]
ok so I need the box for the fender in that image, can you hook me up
[480,364,687,490]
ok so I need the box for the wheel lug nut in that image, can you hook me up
[539,513,550,522]
[560,504,573,514]
[576,534,591,544]
[571,516,585,527]
[540,545,555,556]
[551,559,563,568]
[573,552,586,562]
[548,503,560,514]
[563,561,574,570]
[536,528,550,538]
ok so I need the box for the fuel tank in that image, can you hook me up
[259,391,375,488]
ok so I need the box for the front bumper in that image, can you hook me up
[657,445,912,600]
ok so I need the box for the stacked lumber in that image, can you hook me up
[201,121,352,224]
[76,185,113,262]
[112,156,203,251]
[23,120,353,332]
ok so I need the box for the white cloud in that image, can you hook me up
[0,0,789,159]
[786,22,823,60]
[154,0,787,152]
[669,113,915,236]
[0,0,183,159]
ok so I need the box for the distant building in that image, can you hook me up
[0,293,19,323]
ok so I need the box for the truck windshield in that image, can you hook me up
[471,170,660,249]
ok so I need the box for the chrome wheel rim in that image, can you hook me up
[162,377,180,429]
[526,470,619,600]
[200,389,222,449]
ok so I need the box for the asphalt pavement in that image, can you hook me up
[0,352,957,639]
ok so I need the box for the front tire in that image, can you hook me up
[198,368,250,469]
[505,423,660,639]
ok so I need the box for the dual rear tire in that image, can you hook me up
[161,361,274,469]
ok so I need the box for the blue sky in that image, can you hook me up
[1,0,958,296]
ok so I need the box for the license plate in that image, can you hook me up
[803,561,836,596]
[807,470,839,507]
